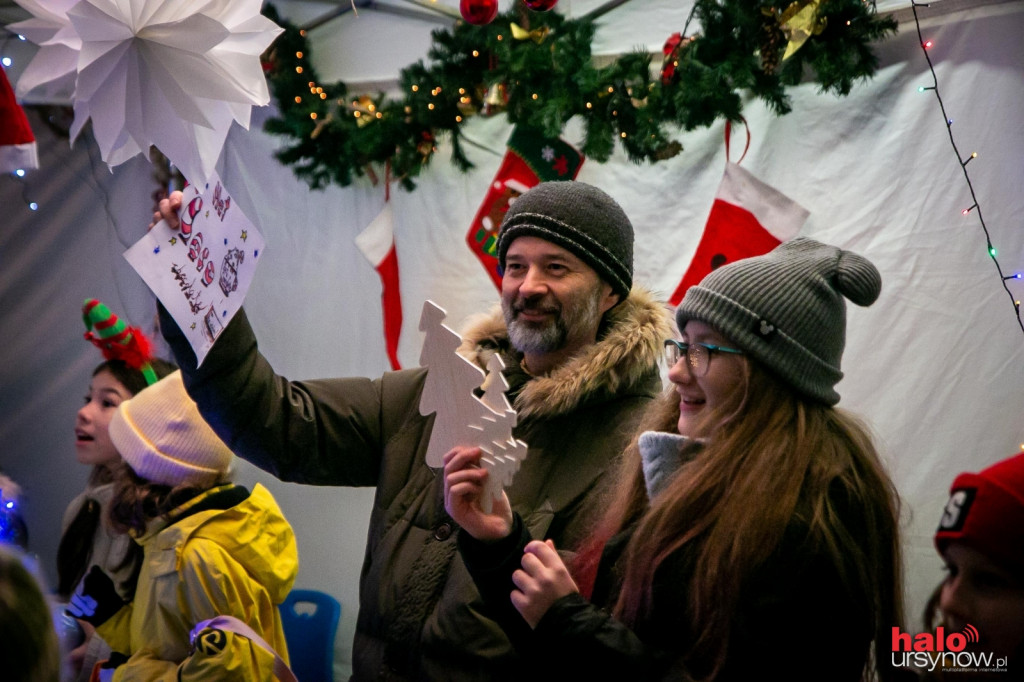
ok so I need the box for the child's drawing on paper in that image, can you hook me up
[124,171,265,366]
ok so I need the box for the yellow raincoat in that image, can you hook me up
[96,483,297,681]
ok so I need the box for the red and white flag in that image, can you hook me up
[356,203,403,370]
[0,66,38,174]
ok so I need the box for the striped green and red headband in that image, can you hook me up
[82,298,158,386]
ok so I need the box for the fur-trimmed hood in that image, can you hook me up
[458,287,672,420]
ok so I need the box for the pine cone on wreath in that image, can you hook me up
[759,9,786,75]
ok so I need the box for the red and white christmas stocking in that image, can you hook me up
[0,65,38,174]
[466,126,584,289]
[669,125,808,306]
[356,201,403,370]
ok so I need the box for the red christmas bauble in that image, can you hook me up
[460,0,499,25]
[524,0,558,10]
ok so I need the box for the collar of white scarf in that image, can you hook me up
[638,431,704,500]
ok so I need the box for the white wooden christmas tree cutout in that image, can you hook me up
[474,354,528,512]
[418,301,489,467]
[418,301,528,513]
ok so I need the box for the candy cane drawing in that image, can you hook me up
[179,196,203,238]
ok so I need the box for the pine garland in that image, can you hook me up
[262,1,895,191]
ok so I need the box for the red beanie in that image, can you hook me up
[935,452,1024,572]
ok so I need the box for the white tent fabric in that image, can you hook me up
[1,1,1023,677]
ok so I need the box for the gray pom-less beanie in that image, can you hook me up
[675,237,881,405]
[497,181,633,300]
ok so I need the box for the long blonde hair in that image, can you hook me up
[576,363,904,681]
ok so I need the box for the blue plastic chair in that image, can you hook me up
[279,589,341,682]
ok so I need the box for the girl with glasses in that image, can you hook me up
[444,237,904,681]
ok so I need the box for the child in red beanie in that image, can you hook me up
[926,452,1024,678]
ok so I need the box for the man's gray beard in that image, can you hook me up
[506,312,566,354]
[503,285,603,355]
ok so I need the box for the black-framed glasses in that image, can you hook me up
[663,339,744,376]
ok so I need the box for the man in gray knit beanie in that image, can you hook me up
[675,237,882,404]
[497,181,634,301]
[151,178,671,679]
[496,180,639,375]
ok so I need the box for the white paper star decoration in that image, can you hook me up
[9,0,283,186]
[8,0,81,103]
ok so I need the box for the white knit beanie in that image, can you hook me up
[108,371,233,487]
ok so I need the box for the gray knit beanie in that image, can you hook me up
[497,181,633,300]
[675,237,881,405]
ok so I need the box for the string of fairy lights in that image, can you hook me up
[910,1,1024,335]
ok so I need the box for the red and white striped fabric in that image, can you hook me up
[0,65,38,174]
[355,203,403,370]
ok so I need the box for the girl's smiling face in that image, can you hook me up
[668,320,748,438]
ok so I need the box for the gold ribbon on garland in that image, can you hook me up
[778,0,827,60]
[351,95,378,128]
[510,22,549,44]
